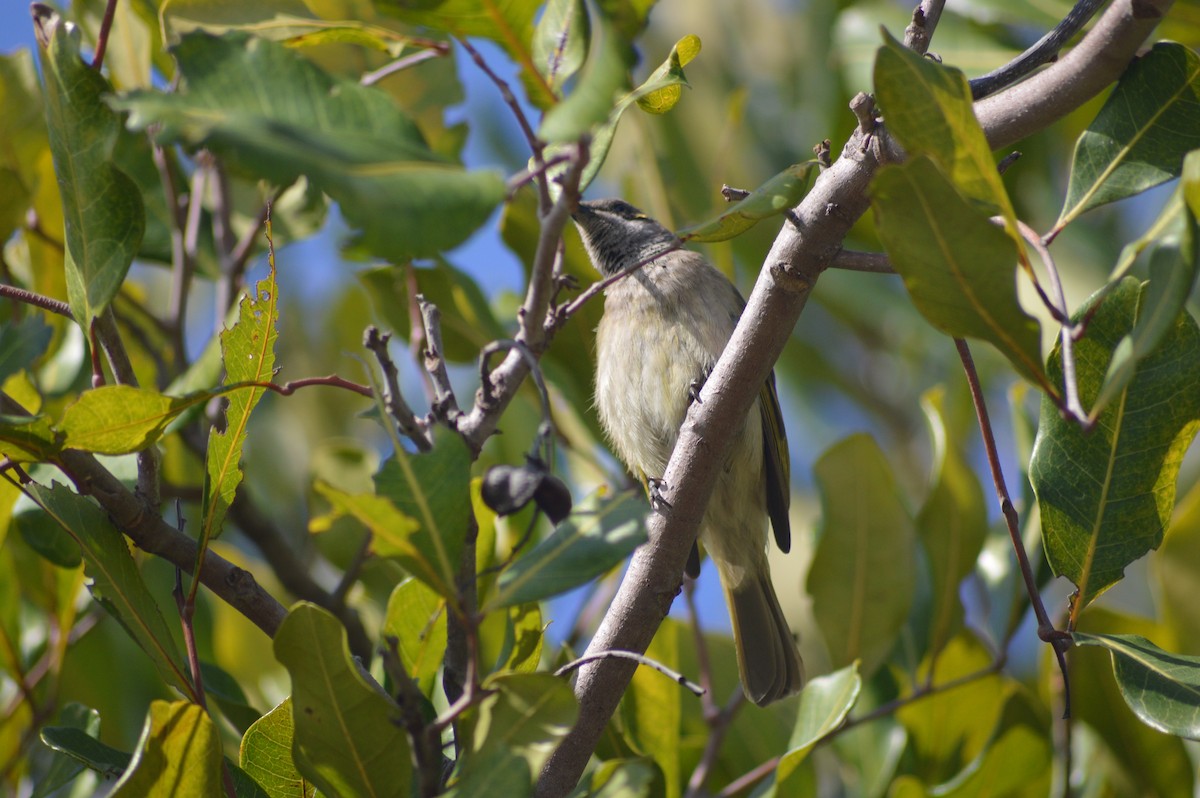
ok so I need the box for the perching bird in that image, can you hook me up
[573,198,804,705]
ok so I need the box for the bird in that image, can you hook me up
[572,198,804,706]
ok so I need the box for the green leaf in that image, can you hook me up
[0,413,60,461]
[808,434,915,677]
[0,317,52,386]
[479,602,543,675]
[676,162,817,242]
[872,157,1052,396]
[634,34,701,114]
[1091,150,1200,418]
[200,660,261,735]
[40,726,130,779]
[24,483,195,699]
[873,30,1014,219]
[534,0,589,92]
[1072,609,1194,796]
[13,493,81,568]
[587,759,657,798]
[1158,483,1200,655]
[488,490,646,610]
[200,262,278,564]
[937,690,1051,797]
[470,673,577,778]
[446,748,531,797]
[273,603,410,798]
[1057,42,1200,230]
[1074,632,1200,740]
[34,703,102,797]
[619,620,681,798]
[540,5,631,144]
[1030,278,1200,615]
[916,388,987,658]
[110,700,224,797]
[114,32,504,262]
[58,385,200,455]
[372,428,472,598]
[37,11,146,327]
[239,698,315,798]
[382,578,447,695]
[775,662,862,788]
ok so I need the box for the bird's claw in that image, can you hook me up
[647,477,672,511]
[687,376,706,406]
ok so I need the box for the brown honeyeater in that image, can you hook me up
[573,198,804,706]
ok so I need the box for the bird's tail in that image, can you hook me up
[723,565,804,706]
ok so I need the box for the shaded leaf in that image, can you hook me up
[534,0,588,91]
[200,660,261,735]
[273,603,409,798]
[937,690,1051,797]
[24,483,195,699]
[775,662,862,789]
[446,747,531,797]
[382,578,448,695]
[40,710,129,780]
[110,700,223,797]
[619,620,681,798]
[872,157,1051,395]
[1058,42,1200,229]
[33,703,101,797]
[472,673,577,777]
[13,493,80,568]
[238,698,315,798]
[808,434,915,677]
[479,602,543,675]
[1030,278,1200,617]
[489,490,646,609]
[0,317,52,386]
[540,5,631,144]
[1092,150,1200,418]
[0,413,59,461]
[37,10,145,327]
[114,32,503,262]
[677,162,817,242]
[1074,632,1200,740]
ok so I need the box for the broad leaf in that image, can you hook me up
[274,603,410,798]
[874,31,1015,220]
[1030,278,1200,618]
[0,414,59,461]
[40,705,127,781]
[533,0,588,92]
[872,157,1052,396]
[489,490,646,610]
[382,578,448,695]
[939,690,1052,796]
[479,602,543,675]
[1057,42,1200,230]
[58,386,199,455]
[114,32,503,262]
[470,673,577,779]
[239,698,315,798]
[200,661,261,735]
[540,5,631,144]
[110,701,223,797]
[808,434,915,677]
[619,620,681,798]
[1074,632,1200,740]
[0,317,52,386]
[24,484,195,699]
[37,10,145,327]
[775,663,862,789]
[677,162,817,242]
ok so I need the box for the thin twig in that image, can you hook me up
[0,283,71,318]
[331,532,373,612]
[90,0,118,70]
[363,326,432,451]
[551,240,684,327]
[904,0,947,55]
[955,339,1072,715]
[361,43,450,87]
[417,298,461,424]
[970,0,1107,99]
[555,650,705,697]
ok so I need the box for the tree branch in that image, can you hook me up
[535,2,1172,793]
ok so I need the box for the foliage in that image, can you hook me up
[0,1,1199,796]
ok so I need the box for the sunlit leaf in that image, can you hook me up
[238,698,315,798]
[1031,278,1200,618]
[540,5,631,144]
[471,673,577,778]
[0,413,59,461]
[274,603,410,798]
[634,34,700,114]
[775,662,862,788]
[534,0,588,91]
[110,701,223,797]
[619,620,681,798]
[479,602,543,675]
[1074,632,1200,740]
[938,690,1051,796]
[808,434,915,677]
[489,490,646,610]
[58,386,199,455]
[382,578,448,695]
[37,10,145,327]
[113,32,503,262]
[1057,42,1200,230]
[872,157,1052,396]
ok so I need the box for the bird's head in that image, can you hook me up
[572,199,679,276]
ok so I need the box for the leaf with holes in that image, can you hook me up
[1030,278,1200,618]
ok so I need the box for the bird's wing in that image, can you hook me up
[760,373,791,552]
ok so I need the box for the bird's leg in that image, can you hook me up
[647,477,672,511]
[687,372,708,406]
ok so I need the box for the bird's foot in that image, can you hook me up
[647,477,672,511]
